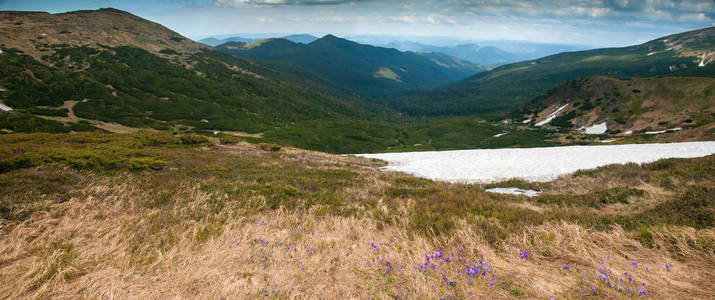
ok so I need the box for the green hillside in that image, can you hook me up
[0,9,383,136]
[216,35,486,95]
[386,27,715,116]
[513,76,715,143]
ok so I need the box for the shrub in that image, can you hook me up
[179,134,209,145]
[159,49,179,55]
[258,142,282,152]
[128,157,166,170]
[218,135,242,145]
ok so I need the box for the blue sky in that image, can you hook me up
[1,0,713,46]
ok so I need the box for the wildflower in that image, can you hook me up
[591,286,596,292]
[562,265,569,270]
[632,262,638,268]
[666,263,671,271]
[519,251,529,259]
[639,288,646,295]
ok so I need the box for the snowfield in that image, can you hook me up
[357,142,715,183]
[486,187,541,197]
[583,122,607,134]
[535,104,568,126]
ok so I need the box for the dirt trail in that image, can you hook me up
[35,100,141,133]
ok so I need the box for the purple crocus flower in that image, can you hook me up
[632,262,638,268]
[666,263,671,271]
[591,286,596,292]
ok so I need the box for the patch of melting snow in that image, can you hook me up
[493,132,507,138]
[522,119,531,124]
[624,130,633,135]
[486,187,541,197]
[699,59,706,67]
[0,103,13,112]
[600,139,615,143]
[647,52,656,56]
[584,122,608,134]
[535,104,568,127]
[645,127,682,135]
[357,141,715,183]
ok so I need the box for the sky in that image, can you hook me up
[0,0,713,47]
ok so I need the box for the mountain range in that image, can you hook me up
[0,8,712,153]
[216,35,486,95]
[385,26,715,116]
[199,34,319,46]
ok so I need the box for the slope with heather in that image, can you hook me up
[515,76,714,143]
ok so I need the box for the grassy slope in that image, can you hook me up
[0,132,712,298]
[215,35,486,95]
[513,76,715,144]
[0,43,550,154]
[0,43,378,133]
[386,27,715,116]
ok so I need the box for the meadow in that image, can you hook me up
[0,132,712,298]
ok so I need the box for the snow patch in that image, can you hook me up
[357,142,715,183]
[623,130,633,135]
[522,119,531,124]
[647,52,656,56]
[599,139,615,143]
[535,104,569,127]
[0,103,13,112]
[583,122,608,134]
[699,59,706,67]
[493,133,507,138]
[486,188,541,197]
[645,127,682,135]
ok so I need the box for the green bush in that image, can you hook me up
[258,142,282,152]
[218,135,242,145]
[128,157,166,170]
[179,134,209,145]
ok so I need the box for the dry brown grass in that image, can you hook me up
[2,189,712,299]
[0,133,713,299]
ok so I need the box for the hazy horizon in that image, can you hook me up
[1,0,713,47]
